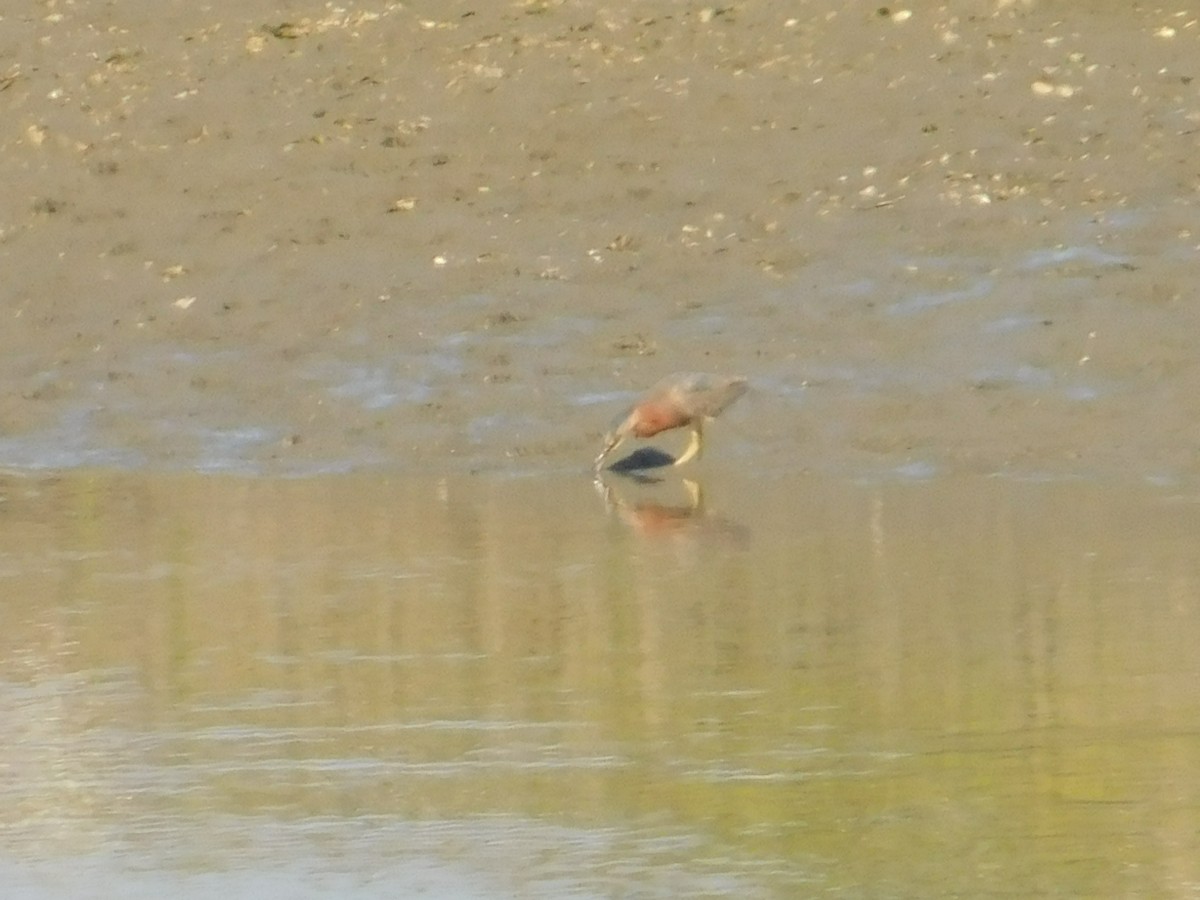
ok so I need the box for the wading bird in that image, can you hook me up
[594,372,747,471]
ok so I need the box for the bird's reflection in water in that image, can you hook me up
[593,467,748,547]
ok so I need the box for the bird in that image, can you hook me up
[593,372,747,471]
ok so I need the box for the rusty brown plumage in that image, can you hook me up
[594,373,747,470]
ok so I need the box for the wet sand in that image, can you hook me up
[1,1,1198,478]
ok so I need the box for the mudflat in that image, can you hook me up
[2,1,1197,479]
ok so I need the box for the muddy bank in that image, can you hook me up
[1,1,1197,479]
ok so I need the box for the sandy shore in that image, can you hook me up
[1,1,1197,479]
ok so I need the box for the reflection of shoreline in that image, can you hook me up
[2,470,1200,894]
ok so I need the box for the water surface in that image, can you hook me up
[2,470,1197,897]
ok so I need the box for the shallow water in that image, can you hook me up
[2,469,1197,898]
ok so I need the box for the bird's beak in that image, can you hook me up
[594,432,625,471]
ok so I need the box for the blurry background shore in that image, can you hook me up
[1,0,1197,479]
